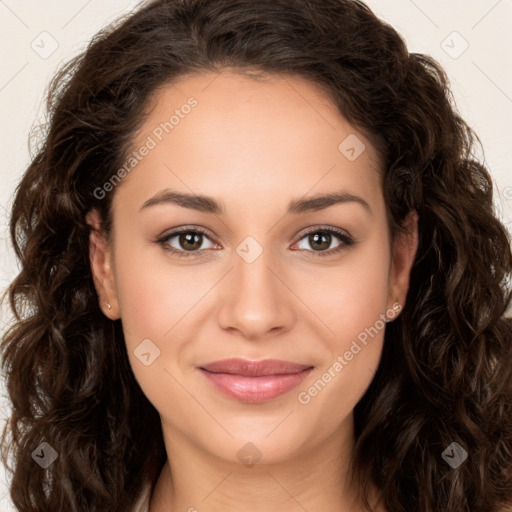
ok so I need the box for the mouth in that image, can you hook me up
[198,358,314,403]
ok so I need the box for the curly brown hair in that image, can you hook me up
[1,0,512,511]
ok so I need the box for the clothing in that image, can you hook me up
[132,482,151,512]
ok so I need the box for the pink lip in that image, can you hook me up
[198,358,314,403]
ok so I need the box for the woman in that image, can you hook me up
[1,0,512,511]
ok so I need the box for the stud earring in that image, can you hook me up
[106,302,112,310]
[384,301,401,323]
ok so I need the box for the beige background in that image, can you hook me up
[0,0,511,509]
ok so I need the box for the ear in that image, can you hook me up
[387,210,419,319]
[86,208,120,320]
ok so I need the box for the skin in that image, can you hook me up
[87,69,418,512]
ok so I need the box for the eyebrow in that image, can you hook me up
[139,189,372,216]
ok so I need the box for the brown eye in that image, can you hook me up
[157,227,217,258]
[177,232,203,251]
[292,227,355,257]
[307,232,333,251]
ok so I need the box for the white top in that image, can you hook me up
[132,482,151,512]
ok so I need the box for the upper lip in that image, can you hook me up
[199,358,313,377]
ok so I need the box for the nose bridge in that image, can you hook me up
[216,234,294,338]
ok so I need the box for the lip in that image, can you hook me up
[198,358,314,403]
[200,358,312,376]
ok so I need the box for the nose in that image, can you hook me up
[216,246,296,341]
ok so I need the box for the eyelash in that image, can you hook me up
[156,225,355,259]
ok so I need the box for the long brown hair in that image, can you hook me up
[1,0,512,510]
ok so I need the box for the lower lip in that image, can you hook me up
[199,367,313,403]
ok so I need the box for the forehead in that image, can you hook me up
[115,70,384,217]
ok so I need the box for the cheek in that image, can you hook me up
[112,241,202,346]
[296,272,390,427]
[112,251,192,408]
[302,235,391,342]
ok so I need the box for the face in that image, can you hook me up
[87,70,418,467]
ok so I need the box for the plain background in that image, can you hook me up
[0,0,511,509]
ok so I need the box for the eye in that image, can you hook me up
[292,227,355,257]
[156,226,218,258]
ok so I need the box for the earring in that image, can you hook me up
[106,301,112,310]
[385,301,401,323]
